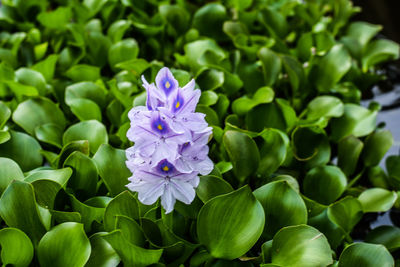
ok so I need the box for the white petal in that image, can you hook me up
[161,185,175,214]
[127,179,165,205]
[192,157,214,175]
[169,180,196,204]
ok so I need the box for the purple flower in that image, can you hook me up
[126,67,213,213]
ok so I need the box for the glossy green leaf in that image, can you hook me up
[362,130,393,167]
[34,123,63,148]
[331,104,377,141]
[271,225,332,267]
[65,82,107,108]
[0,180,46,246]
[232,87,274,115]
[0,131,43,171]
[69,99,102,122]
[258,128,289,175]
[303,165,347,205]
[93,144,131,196]
[338,242,394,267]
[103,191,139,232]
[15,68,47,95]
[254,181,307,239]
[12,97,66,135]
[115,215,146,247]
[0,227,34,267]
[86,232,120,267]
[64,151,98,198]
[0,101,11,128]
[38,222,91,267]
[362,39,400,71]
[193,3,228,41]
[196,175,233,203]
[314,44,351,92]
[65,64,100,82]
[63,120,108,153]
[102,230,163,267]
[0,157,24,195]
[197,186,265,260]
[365,225,400,252]
[358,188,397,213]
[199,90,219,106]
[258,47,281,86]
[0,130,10,144]
[327,197,363,233]
[306,96,344,120]
[223,130,260,181]
[337,135,363,177]
[37,6,72,30]
[108,39,139,68]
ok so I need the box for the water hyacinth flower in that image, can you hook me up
[126,67,213,213]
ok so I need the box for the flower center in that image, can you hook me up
[162,165,169,172]
[165,81,171,89]
[175,101,180,108]
[157,124,163,130]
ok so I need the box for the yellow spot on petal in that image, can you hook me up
[163,166,169,171]
[175,101,180,108]
[157,124,163,130]
[165,81,171,89]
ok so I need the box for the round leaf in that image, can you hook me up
[63,120,108,153]
[0,228,34,267]
[38,222,91,267]
[196,175,233,203]
[86,232,120,267]
[358,188,397,213]
[223,131,260,181]
[365,225,400,252]
[303,165,347,205]
[0,157,24,195]
[12,97,66,135]
[338,242,394,267]
[271,225,333,267]
[306,96,344,120]
[254,181,307,239]
[197,186,265,260]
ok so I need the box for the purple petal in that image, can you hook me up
[169,179,196,204]
[155,67,178,97]
[161,185,175,214]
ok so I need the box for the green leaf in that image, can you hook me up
[69,194,104,232]
[65,81,107,108]
[32,55,59,82]
[0,101,11,128]
[306,96,344,120]
[254,181,307,239]
[314,44,351,92]
[38,222,91,267]
[338,242,394,267]
[103,191,140,232]
[199,90,219,106]
[258,128,289,175]
[197,186,265,260]
[232,86,274,115]
[258,47,281,86]
[108,39,139,68]
[358,188,397,213]
[362,39,400,71]
[93,144,131,196]
[12,97,66,135]
[223,130,260,181]
[15,68,47,95]
[271,225,333,267]
[0,228,34,267]
[331,104,377,141]
[68,99,102,122]
[0,157,24,195]
[64,151,98,199]
[86,232,120,267]
[0,180,46,246]
[196,175,233,203]
[101,230,163,267]
[337,135,364,177]
[65,64,101,82]
[362,130,393,167]
[386,155,400,189]
[35,123,63,148]
[327,197,363,233]
[0,131,43,171]
[346,22,382,49]
[303,165,347,205]
[115,215,146,247]
[193,3,228,41]
[107,20,132,43]
[63,120,108,153]
[37,6,72,30]
[365,225,400,252]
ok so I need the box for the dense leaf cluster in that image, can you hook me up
[1,0,400,266]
